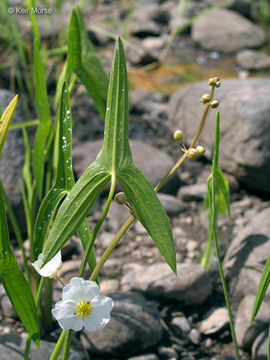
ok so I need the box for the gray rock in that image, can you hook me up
[252,328,268,360]
[191,8,265,53]
[158,346,178,359]
[106,200,131,232]
[126,38,158,66]
[223,207,270,305]
[0,292,17,319]
[236,49,270,70]
[188,328,201,345]
[177,184,206,202]
[128,355,159,360]
[121,262,212,305]
[127,4,168,38]
[228,0,253,18]
[169,78,270,193]
[0,90,25,233]
[158,193,185,217]
[235,295,270,351]
[0,334,84,360]
[81,292,163,356]
[171,316,191,334]
[199,308,229,335]
[73,140,180,194]
[130,89,170,137]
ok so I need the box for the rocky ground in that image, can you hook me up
[1,0,270,359]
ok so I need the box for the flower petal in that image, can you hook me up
[62,277,99,302]
[52,299,83,331]
[32,251,62,277]
[83,296,114,332]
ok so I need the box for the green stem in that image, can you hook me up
[50,330,67,360]
[43,278,53,331]
[90,214,135,282]
[155,86,215,193]
[61,330,72,360]
[24,337,31,360]
[211,180,240,360]
[78,172,116,277]
[23,277,45,360]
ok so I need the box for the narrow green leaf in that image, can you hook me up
[100,37,133,170]
[251,256,270,323]
[67,6,108,118]
[42,161,110,265]
[34,82,73,256]
[33,39,51,199]
[216,169,231,219]
[78,219,97,273]
[118,165,176,273]
[0,95,18,157]
[33,188,67,258]
[0,188,39,345]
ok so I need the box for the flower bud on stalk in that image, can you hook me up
[173,129,184,141]
[210,100,219,108]
[187,145,205,159]
[114,192,127,205]
[208,77,221,88]
[201,94,211,104]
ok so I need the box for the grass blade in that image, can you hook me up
[0,95,18,157]
[33,39,51,199]
[0,187,39,345]
[251,256,270,323]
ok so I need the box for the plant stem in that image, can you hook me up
[211,179,240,360]
[155,86,215,193]
[90,214,135,282]
[61,330,72,360]
[78,172,116,277]
[24,277,45,360]
[50,330,67,360]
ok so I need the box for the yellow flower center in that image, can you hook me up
[75,301,93,318]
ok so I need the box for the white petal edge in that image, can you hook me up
[32,251,62,277]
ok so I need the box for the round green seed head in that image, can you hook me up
[173,129,184,141]
[114,192,127,205]
[210,100,219,108]
[201,94,211,104]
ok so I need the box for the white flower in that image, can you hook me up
[52,277,114,332]
[32,251,62,278]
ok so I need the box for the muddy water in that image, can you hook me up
[128,54,269,94]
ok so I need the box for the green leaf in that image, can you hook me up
[100,37,133,170]
[0,187,39,345]
[78,219,97,274]
[33,39,51,199]
[0,95,18,157]
[251,256,270,323]
[42,161,110,265]
[67,6,108,118]
[33,82,73,257]
[118,165,176,273]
